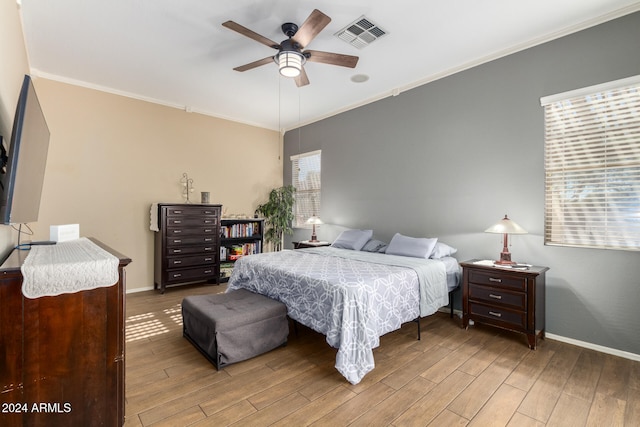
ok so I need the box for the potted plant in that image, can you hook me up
[255,185,296,251]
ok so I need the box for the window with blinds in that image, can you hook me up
[291,150,321,227]
[541,76,640,251]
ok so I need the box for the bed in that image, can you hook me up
[226,245,461,384]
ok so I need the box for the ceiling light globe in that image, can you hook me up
[278,51,303,78]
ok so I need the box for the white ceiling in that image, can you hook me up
[19,0,640,131]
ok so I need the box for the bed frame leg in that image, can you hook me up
[288,316,298,336]
[449,286,460,319]
[415,317,421,340]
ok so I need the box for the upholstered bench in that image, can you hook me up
[181,289,289,368]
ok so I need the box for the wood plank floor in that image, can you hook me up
[124,284,640,426]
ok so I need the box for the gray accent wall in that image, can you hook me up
[283,12,640,356]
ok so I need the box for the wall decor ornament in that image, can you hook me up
[181,173,194,203]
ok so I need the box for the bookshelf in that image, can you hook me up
[219,218,265,282]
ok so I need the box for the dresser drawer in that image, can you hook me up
[468,284,526,310]
[166,226,218,237]
[166,235,217,246]
[166,266,217,283]
[166,245,216,255]
[167,217,218,227]
[469,302,526,329]
[167,254,216,268]
[469,270,526,291]
[166,206,220,217]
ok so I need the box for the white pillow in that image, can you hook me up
[331,229,373,251]
[430,242,458,259]
[386,233,438,258]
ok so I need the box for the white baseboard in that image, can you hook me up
[437,308,639,362]
[545,333,640,362]
[126,286,154,294]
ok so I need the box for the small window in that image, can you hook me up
[541,76,640,250]
[291,150,321,228]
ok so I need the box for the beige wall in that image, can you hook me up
[27,79,282,291]
[0,0,30,256]
[0,1,281,290]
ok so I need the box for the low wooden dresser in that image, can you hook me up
[461,259,549,349]
[0,239,131,426]
[154,203,221,293]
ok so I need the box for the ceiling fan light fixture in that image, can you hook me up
[278,51,304,78]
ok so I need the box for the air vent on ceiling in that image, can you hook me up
[334,16,387,49]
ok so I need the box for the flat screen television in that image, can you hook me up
[0,75,50,225]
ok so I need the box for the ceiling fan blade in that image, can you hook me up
[304,50,359,68]
[295,66,310,87]
[292,9,331,48]
[233,56,274,72]
[222,21,280,49]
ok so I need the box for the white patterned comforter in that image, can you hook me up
[226,247,449,384]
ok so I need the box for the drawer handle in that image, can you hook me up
[488,311,502,318]
[173,230,182,234]
[173,239,182,243]
[204,220,213,224]
[204,238,212,242]
[174,273,182,278]
[204,258,212,262]
[204,270,212,274]
[489,293,502,300]
[174,210,182,214]
[173,260,182,264]
[205,229,213,233]
[204,247,212,251]
[173,249,182,253]
[174,220,182,224]
[489,277,502,283]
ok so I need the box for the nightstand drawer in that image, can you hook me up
[469,270,526,291]
[468,284,526,310]
[469,302,526,329]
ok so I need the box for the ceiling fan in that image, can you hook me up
[222,9,359,87]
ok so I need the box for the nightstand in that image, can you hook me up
[461,259,549,349]
[293,240,331,249]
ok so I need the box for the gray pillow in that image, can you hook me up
[386,233,438,258]
[331,229,373,251]
[430,242,457,259]
[361,239,388,253]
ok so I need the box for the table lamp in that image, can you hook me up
[305,216,323,242]
[485,214,527,265]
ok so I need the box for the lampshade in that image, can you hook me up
[305,216,323,226]
[278,51,304,77]
[484,215,528,235]
[305,216,322,242]
[485,214,527,265]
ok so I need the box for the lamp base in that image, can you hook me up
[494,250,515,265]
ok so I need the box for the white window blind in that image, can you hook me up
[541,76,640,251]
[291,150,321,227]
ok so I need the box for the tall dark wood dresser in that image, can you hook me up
[153,203,222,293]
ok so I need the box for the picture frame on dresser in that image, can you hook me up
[153,203,222,293]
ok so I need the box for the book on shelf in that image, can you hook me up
[222,241,262,261]
[221,221,262,238]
